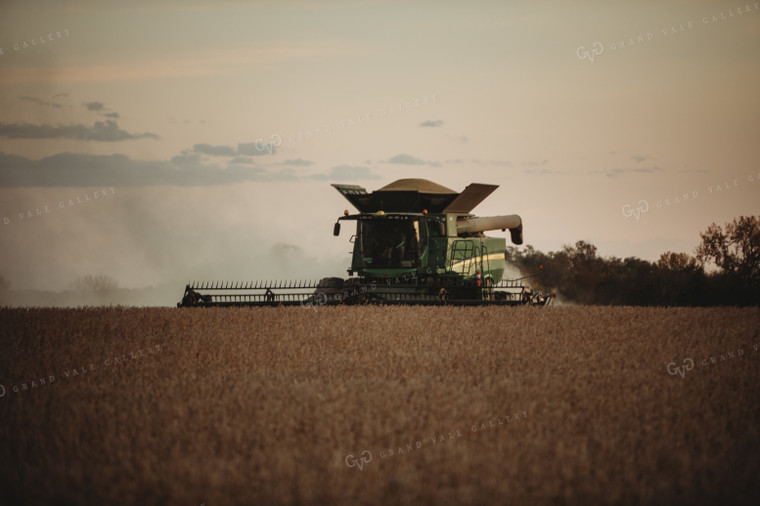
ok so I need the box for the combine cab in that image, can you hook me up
[178,179,553,307]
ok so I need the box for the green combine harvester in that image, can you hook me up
[178,179,553,307]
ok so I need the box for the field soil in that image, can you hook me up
[1,306,759,505]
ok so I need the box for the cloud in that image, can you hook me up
[20,96,63,109]
[444,134,468,143]
[170,152,201,165]
[308,165,380,181]
[468,158,511,166]
[81,100,124,119]
[82,101,105,111]
[524,168,564,175]
[230,157,255,164]
[237,142,278,156]
[0,46,360,85]
[329,165,380,180]
[428,161,442,167]
[420,120,444,127]
[589,166,665,178]
[631,155,647,162]
[387,153,426,165]
[52,93,69,99]
[277,158,314,166]
[172,139,283,165]
[522,159,548,167]
[0,120,159,142]
[193,143,237,157]
[0,150,298,187]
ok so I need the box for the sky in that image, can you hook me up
[1,0,759,303]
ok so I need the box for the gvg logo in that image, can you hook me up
[300,283,377,312]
[254,134,282,155]
[576,42,604,62]
[667,358,695,378]
[621,200,650,221]
[301,292,328,311]
[345,450,372,471]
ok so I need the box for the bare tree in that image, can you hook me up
[74,275,119,294]
[696,216,760,284]
[657,252,700,272]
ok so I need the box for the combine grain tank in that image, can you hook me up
[178,179,553,307]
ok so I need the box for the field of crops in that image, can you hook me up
[1,306,759,505]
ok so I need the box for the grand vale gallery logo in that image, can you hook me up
[3,187,117,227]
[622,171,760,222]
[344,451,372,471]
[667,343,758,379]
[577,3,759,63]
[0,28,70,56]
[666,358,694,377]
[0,344,162,400]
[621,200,650,221]
[576,42,604,62]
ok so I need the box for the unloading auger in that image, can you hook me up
[178,179,554,307]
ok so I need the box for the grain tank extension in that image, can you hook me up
[178,179,553,307]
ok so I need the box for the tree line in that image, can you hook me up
[506,216,760,306]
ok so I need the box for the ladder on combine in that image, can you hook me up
[446,240,553,305]
[447,240,494,300]
[447,241,491,277]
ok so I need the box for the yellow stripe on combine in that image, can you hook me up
[449,253,505,273]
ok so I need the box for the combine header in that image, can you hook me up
[178,179,553,307]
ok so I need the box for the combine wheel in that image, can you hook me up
[353,290,372,306]
[315,277,346,298]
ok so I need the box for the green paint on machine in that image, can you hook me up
[178,179,553,307]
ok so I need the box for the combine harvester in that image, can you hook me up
[178,179,553,307]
